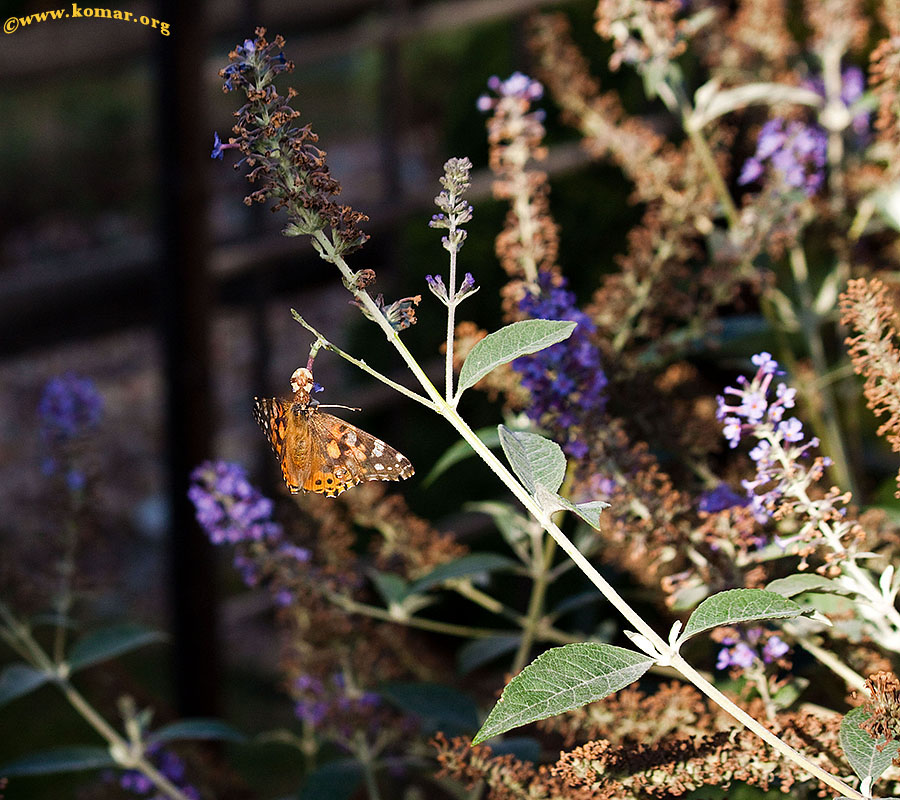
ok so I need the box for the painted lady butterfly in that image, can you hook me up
[253,367,414,496]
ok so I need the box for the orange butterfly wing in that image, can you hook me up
[253,397,414,497]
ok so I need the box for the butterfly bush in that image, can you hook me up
[15,8,900,800]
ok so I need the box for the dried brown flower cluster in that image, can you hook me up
[840,278,900,496]
[219,28,368,254]
[435,684,845,799]
[861,671,900,758]
[529,13,744,362]
[594,0,686,73]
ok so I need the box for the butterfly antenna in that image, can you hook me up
[317,404,362,413]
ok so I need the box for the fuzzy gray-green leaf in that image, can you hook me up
[765,574,852,598]
[681,589,804,642]
[457,320,576,397]
[498,426,567,494]
[840,706,900,783]
[472,643,654,744]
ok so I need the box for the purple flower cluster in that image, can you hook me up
[37,372,104,490]
[739,118,827,196]
[513,274,607,459]
[716,627,790,671]
[716,352,826,520]
[293,673,380,731]
[117,745,200,800]
[476,72,544,113]
[38,373,104,446]
[188,461,282,545]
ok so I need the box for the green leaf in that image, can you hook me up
[380,682,479,735]
[0,663,50,708]
[681,589,805,643]
[840,706,900,783]
[409,553,518,594]
[532,486,609,530]
[765,574,852,598]
[0,746,115,775]
[423,427,500,487]
[67,623,167,672]
[457,320,577,397]
[147,718,246,745]
[457,635,521,675]
[369,571,411,606]
[572,501,611,528]
[498,426,567,494]
[299,759,363,800]
[472,643,654,744]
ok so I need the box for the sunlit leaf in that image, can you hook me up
[457,320,576,397]
[473,643,654,744]
[840,706,900,784]
[498,426,566,494]
[681,589,805,642]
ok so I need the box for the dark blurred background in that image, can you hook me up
[0,0,636,795]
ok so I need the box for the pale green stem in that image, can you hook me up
[794,633,867,692]
[352,732,383,800]
[673,654,861,799]
[291,309,436,412]
[324,590,518,640]
[787,245,857,496]
[53,517,78,663]
[445,246,458,402]
[450,582,522,622]
[684,122,740,229]
[512,532,557,674]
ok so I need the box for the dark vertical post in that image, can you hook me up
[155,0,219,717]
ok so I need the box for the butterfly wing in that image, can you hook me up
[305,411,415,497]
[253,396,306,494]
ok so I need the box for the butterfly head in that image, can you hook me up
[290,367,316,404]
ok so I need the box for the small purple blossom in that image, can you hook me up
[763,635,789,662]
[716,628,791,672]
[211,131,238,160]
[278,543,311,562]
[739,118,827,196]
[37,372,104,485]
[188,461,282,545]
[716,641,756,670]
[117,745,200,800]
[477,72,545,115]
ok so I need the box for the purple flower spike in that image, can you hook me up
[188,460,282,546]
